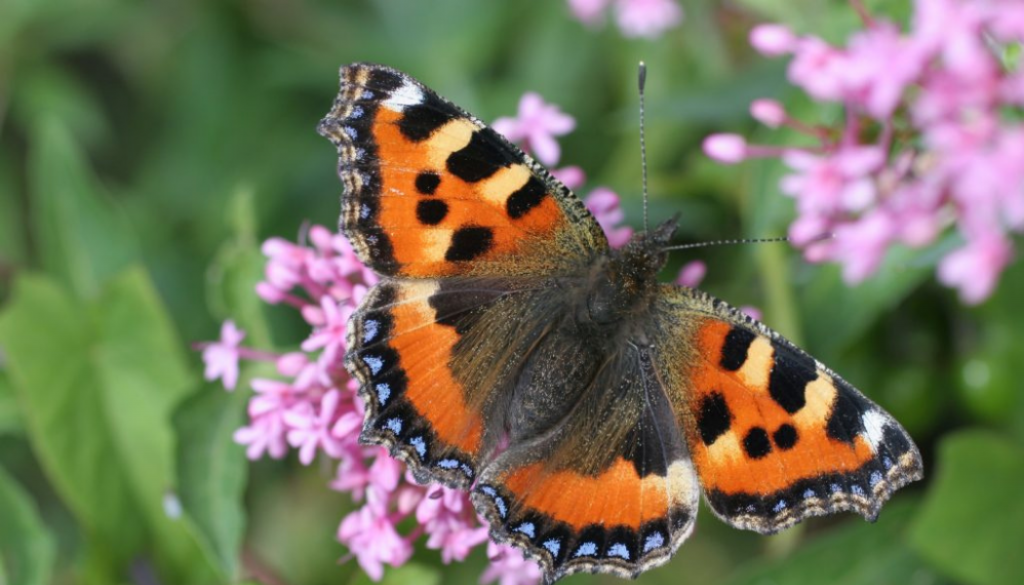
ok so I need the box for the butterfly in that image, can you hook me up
[317,63,923,583]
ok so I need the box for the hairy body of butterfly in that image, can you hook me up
[318,63,923,583]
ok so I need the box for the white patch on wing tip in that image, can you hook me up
[861,409,888,450]
[384,82,424,110]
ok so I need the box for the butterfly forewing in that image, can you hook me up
[318,63,606,278]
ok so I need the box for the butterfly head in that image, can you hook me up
[584,216,678,326]
[619,214,678,269]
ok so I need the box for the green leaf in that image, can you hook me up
[799,243,936,361]
[0,155,26,277]
[0,371,21,436]
[0,271,221,582]
[908,431,1024,585]
[725,500,940,585]
[172,386,248,579]
[0,464,56,585]
[0,273,145,572]
[27,117,138,298]
[207,186,273,348]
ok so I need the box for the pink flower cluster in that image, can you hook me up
[704,0,1024,304]
[567,0,683,39]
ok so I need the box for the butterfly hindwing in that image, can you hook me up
[651,286,923,533]
[318,63,607,278]
[347,279,506,487]
[473,345,699,582]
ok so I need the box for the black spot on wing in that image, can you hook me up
[768,341,817,414]
[743,427,772,459]
[773,424,798,450]
[398,91,453,142]
[720,327,757,371]
[446,130,516,183]
[416,199,448,225]
[415,171,440,195]
[445,226,494,261]
[826,377,872,444]
[506,176,548,219]
[697,392,732,446]
[366,68,404,93]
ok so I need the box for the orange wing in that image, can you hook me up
[651,286,923,533]
[347,279,511,488]
[473,345,699,582]
[318,63,606,278]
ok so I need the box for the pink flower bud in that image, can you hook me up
[309,224,335,252]
[675,261,706,288]
[277,352,309,376]
[740,305,762,321]
[703,133,748,164]
[551,165,586,190]
[750,24,797,56]
[750,99,786,128]
[255,281,285,304]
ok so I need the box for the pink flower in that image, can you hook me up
[842,23,926,117]
[567,0,609,25]
[780,146,884,218]
[248,378,300,418]
[338,489,414,581]
[301,296,354,367]
[493,93,575,166]
[938,235,1013,304]
[234,412,288,460]
[584,188,633,248]
[480,542,544,585]
[613,0,683,39]
[830,210,897,283]
[787,36,849,102]
[261,237,313,290]
[284,389,346,464]
[416,488,489,564]
[201,321,245,390]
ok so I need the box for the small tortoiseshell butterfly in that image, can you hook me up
[317,63,923,583]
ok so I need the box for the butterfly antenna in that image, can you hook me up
[661,232,832,253]
[638,61,650,235]
[661,235,791,252]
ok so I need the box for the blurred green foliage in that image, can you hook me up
[1,1,1022,584]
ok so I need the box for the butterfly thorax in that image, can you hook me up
[582,218,677,327]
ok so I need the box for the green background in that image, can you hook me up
[1,1,1022,584]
